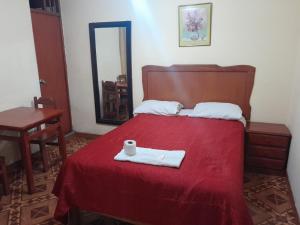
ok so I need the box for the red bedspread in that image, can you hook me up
[53,114,253,225]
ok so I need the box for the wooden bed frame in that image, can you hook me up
[70,64,256,225]
[142,65,255,120]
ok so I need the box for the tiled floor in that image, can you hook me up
[0,134,299,225]
[244,173,299,225]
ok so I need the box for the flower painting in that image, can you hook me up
[179,3,212,46]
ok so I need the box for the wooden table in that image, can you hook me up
[116,82,128,90]
[0,107,66,194]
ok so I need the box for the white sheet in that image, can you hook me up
[114,147,186,168]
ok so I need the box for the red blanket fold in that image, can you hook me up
[53,114,253,225]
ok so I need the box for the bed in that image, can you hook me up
[53,64,256,225]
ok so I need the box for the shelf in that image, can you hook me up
[29,0,60,15]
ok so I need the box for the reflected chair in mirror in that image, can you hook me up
[102,81,120,120]
[102,81,128,120]
[30,96,61,172]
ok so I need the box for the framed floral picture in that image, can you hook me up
[178,3,212,47]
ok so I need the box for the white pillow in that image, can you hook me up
[134,100,183,116]
[189,102,242,120]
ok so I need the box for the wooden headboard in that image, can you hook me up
[142,65,255,120]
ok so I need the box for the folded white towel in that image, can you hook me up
[114,147,186,168]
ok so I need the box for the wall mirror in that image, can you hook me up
[89,21,133,125]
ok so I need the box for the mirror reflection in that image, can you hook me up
[96,27,128,121]
[90,21,133,125]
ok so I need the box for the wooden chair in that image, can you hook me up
[102,81,121,119]
[0,156,9,196]
[30,97,60,172]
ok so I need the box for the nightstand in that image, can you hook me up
[245,122,292,175]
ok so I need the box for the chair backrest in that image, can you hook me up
[102,81,117,91]
[102,81,120,108]
[34,96,57,109]
[102,81,120,117]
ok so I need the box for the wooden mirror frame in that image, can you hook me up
[89,21,133,125]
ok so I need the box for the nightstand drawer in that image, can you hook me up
[246,156,286,170]
[247,145,287,160]
[247,133,290,147]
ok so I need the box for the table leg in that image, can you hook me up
[57,122,67,161]
[0,196,2,211]
[20,132,35,194]
[40,142,49,172]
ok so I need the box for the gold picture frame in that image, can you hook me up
[178,3,212,47]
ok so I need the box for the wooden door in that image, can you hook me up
[31,10,72,134]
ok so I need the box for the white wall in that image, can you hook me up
[0,1,41,164]
[60,0,300,134]
[287,37,300,215]
[96,28,122,82]
[96,28,122,115]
